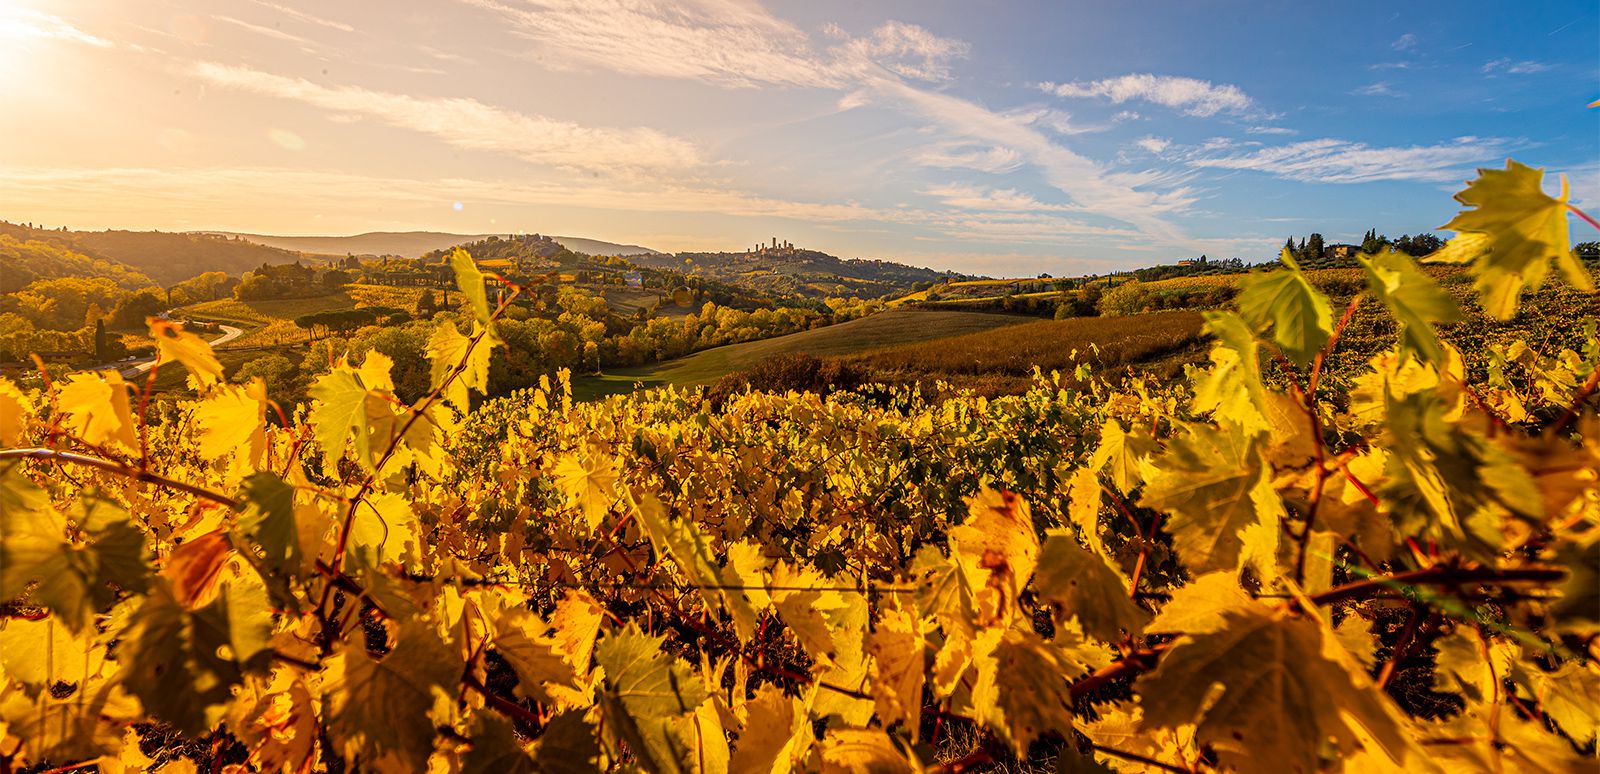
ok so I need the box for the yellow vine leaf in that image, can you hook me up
[1079,702,1197,773]
[866,602,927,736]
[1436,159,1593,319]
[529,711,604,773]
[190,380,266,463]
[451,247,494,326]
[729,685,813,774]
[0,615,109,688]
[426,320,497,413]
[595,622,711,774]
[1357,250,1460,365]
[56,371,137,451]
[489,604,584,708]
[949,486,1039,628]
[307,364,375,468]
[1090,417,1154,494]
[0,673,139,766]
[553,444,619,531]
[462,713,540,772]
[1189,312,1271,437]
[149,318,224,390]
[0,476,149,633]
[634,493,763,643]
[1512,660,1600,746]
[118,573,274,736]
[818,728,914,774]
[1033,531,1150,641]
[226,670,319,774]
[345,491,422,571]
[324,617,459,772]
[1137,605,1416,774]
[1066,465,1111,561]
[1146,571,1253,635]
[970,627,1099,755]
[1139,422,1275,575]
[0,377,32,446]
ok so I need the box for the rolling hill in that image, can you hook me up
[571,309,1031,399]
[1,222,310,286]
[206,231,664,258]
[632,247,969,300]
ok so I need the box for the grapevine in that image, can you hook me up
[0,161,1597,773]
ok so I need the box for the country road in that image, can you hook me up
[114,324,243,378]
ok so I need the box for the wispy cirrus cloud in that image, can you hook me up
[1037,73,1251,117]
[872,74,1195,237]
[1187,136,1511,183]
[190,62,702,173]
[1352,81,1404,97]
[831,19,969,82]
[1391,33,1417,51]
[1482,58,1553,75]
[921,183,1068,212]
[213,15,312,45]
[453,0,1197,242]
[915,143,1027,174]
[1002,106,1124,136]
[0,7,112,47]
[246,1,355,34]
[457,0,839,87]
[1135,136,1171,154]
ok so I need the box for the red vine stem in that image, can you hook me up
[1568,202,1600,233]
[0,448,239,509]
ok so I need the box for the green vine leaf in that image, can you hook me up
[1436,159,1594,319]
[1237,249,1333,367]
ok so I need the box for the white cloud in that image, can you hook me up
[266,128,306,150]
[1482,58,1553,75]
[1002,107,1119,136]
[213,15,312,45]
[1246,126,1296,135]
[921,183,1068,212]
[0,8,112,47]
[451,0,1190,242]
[1188,136,1512,184]
[190,62,702,173]
[1352,81,1404,97]
[457,0,840,88]
[1391,33,1417,51]
[246,1,355,33]
[915,143,1026,174]
[1135,136,1171,154]
[1038,73,1251,117]
[840,20,968,82]
[872,74,1194,238]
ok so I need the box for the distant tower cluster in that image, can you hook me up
[751,237,795,254]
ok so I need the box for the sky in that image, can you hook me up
[0,0,1595,276]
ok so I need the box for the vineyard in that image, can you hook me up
[0,160,1597,773]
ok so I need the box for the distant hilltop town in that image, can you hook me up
[748,237,796,255]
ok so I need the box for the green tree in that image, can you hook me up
[93,319,107,361]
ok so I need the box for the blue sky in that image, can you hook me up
[0,0,1594,275]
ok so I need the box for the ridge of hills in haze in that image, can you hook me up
[2,221,307,287]
[202,231,666,260]
[4,220,971,301]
